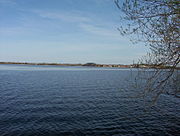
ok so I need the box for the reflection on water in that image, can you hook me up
[0,64,179,136]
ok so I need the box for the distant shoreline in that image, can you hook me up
[0,62,131,68]
[0,62,179,69]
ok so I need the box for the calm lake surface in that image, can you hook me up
[0,64,179,136]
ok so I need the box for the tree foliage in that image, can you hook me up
[115,0,180,102]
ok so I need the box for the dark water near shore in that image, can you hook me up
[0,64,179,136]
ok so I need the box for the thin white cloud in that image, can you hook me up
[79,23,120,37]
[33,10,91,23]
[0,27,24,35]
[0,0,16,5]
[22,9,121,38]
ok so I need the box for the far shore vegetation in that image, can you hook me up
[0,62,179,70]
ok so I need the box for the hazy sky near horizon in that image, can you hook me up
[0,0,148,64]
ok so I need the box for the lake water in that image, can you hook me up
[0,64,179,136]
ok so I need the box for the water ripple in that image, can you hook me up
[0,65,179,136]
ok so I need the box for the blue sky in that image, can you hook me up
[0,0,148,64]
